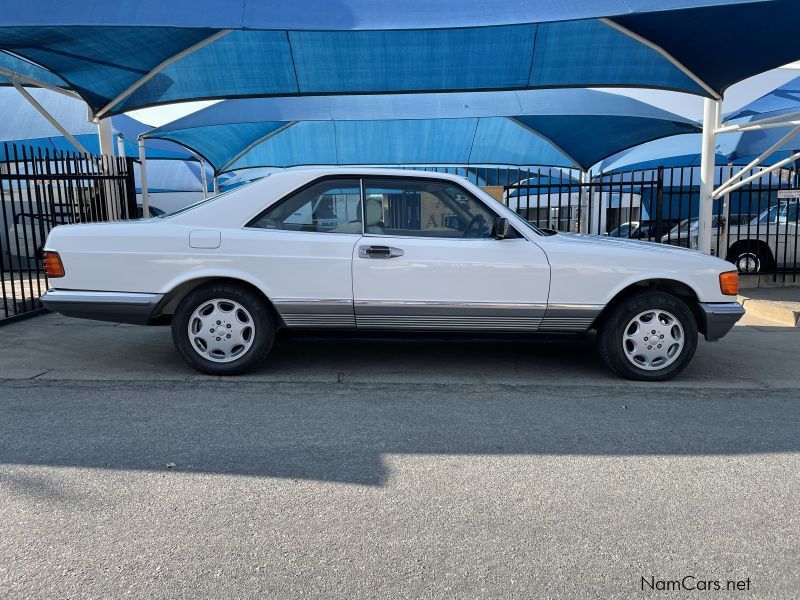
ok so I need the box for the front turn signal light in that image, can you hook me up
[43,251,65,278]
[719,271,739,296]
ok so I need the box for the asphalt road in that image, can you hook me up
[1,315,799,599]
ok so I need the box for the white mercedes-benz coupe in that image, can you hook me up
[40,168,744,380]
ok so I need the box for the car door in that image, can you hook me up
[242,177,362,327]
[352,176,550,330]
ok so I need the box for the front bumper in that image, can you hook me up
[698,302,745,341]
[40,290,164,324]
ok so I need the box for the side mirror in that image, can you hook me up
[494,217,512,239]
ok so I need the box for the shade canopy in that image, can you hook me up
[0,87,212,193]
[725,74,800,121]
[597,131,798,173]
[0,87,193,161]
[144,90,699,173]
[1,1,798,116]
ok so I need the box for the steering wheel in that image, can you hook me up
[463,214,485,238]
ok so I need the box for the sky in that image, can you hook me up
[127,65,800,128]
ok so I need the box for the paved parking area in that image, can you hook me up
[1,314,799,599]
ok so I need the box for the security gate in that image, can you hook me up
[1,144,137,323]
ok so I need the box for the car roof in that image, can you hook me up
[263,167,467,182]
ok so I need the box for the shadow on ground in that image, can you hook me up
[1,373,798,486]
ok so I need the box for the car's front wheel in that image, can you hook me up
[597,291,698,381]
[171,282,274,375]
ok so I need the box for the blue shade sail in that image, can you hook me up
[597,132,799,173]
[0,87,194,160]
[0,50,70,88]
[144,89,699,173]
[725,75,800,121]
[0,87,208,194]
[1,1,764,29]
[0,1,797,115]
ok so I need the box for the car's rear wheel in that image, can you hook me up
[597,291,698,381]
[171,283,274,375]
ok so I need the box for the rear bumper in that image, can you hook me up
[698,302,745,341]
[40,290,163,325]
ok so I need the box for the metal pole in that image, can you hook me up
[213,176,219,195]
[97,117,114,157]
[579,170,590,234]
[116,133,126,158]
[12,81,90,154]
[138,138,150,218]
[96,116,117,219]
[199,159,209,199]
[698,98,720,254]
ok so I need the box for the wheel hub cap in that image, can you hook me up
[622,309,684,371]
[188,298,255,363]
[737,254,759,274]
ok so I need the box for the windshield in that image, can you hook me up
[752,201,798,225]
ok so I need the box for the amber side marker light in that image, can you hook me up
[719,271,739,296]
[43,251,65,278]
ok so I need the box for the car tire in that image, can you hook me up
[171,282,274,375]
[597,291,698,381]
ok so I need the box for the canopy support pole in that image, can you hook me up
[0,67,81,99]
[714,124,800,198]
[96,117,118,218]
[138,138,149,218]
[97,117,114,156]
[579,170,590,234]
[213,176,220,195]
[216,121,299,174]
[12,80,90,154]
[599,18,721,100]
[713,151,800,198]
[94,30,232,119]
[116,133,126,158]
[199,159,209,199]
[698,98,720,254]
[716,109,800,134]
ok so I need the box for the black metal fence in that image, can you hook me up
[1,144,137,323]
[496,164,799,282]
[412,164,800,281]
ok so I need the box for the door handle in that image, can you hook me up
[358,245,404,259]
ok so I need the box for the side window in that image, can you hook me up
[363,178,499,239]
[249,178,362,234]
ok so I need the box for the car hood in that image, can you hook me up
[551,232,701,257]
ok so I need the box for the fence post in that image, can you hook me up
[124,157,138,219]
[579,170,590,234]
[655,166,664,243]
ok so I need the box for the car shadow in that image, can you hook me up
[1,341,798,486]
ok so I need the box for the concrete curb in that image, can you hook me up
[738,294,800,327]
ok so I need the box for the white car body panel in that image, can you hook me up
[42,168,740,337]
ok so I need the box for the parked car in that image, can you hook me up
[660,215,749,249]
[4,202,162,265]
[713,201,799,274]
[608,219,683,241]
[40,168,744,381]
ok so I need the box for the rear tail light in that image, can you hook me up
[43,251,65,278]
[719,271,739,296]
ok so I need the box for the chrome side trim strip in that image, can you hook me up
[357,315,542,330]
[281,315,356,328]
[355,300,547,318]
[42,290,162,305]
[273,298,356,328]
[540,303,604,331]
